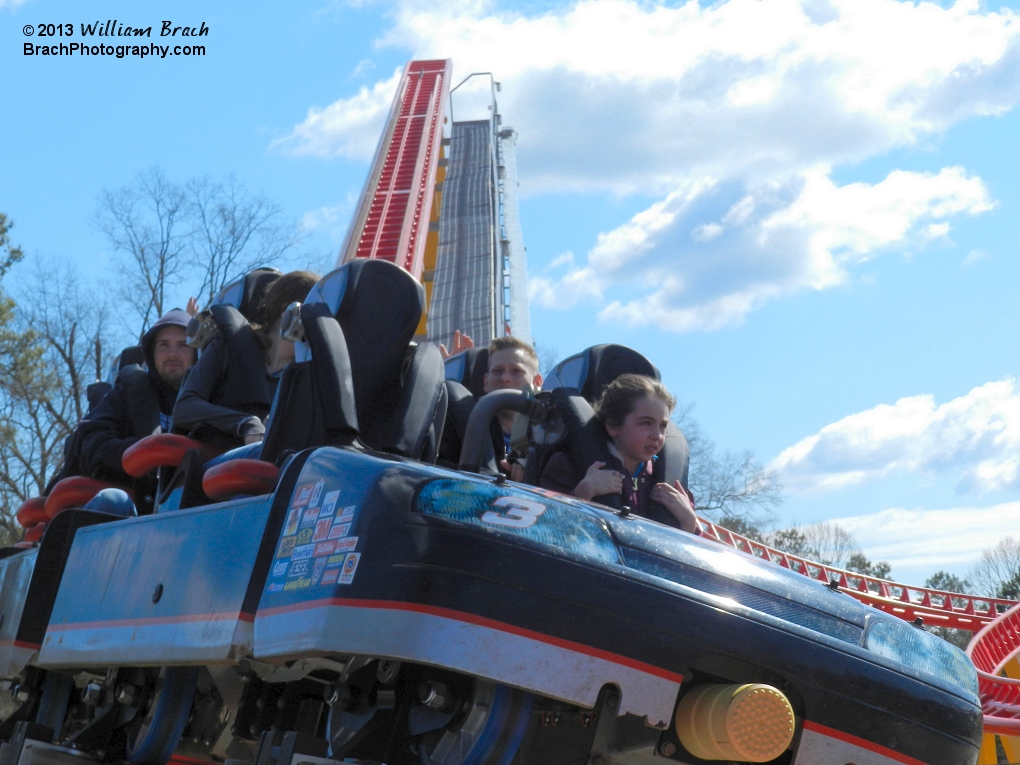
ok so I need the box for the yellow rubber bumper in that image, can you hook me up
[676,683,796,762]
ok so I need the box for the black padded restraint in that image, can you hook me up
[334,260,424,426]
[208,304,273,416]
[300,301,358,443]
[384,342,448,460]
[238,268,283,325]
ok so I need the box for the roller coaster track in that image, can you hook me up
[339,59,451,280]
[696,517,1016,632]
[968,604,1020,737]
[696,516,1020,744]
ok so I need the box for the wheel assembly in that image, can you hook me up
[126,667,199,765]
[418,680,533,765]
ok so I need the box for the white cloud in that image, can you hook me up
[350,59,377,78]
[273,69,402,159]
[532,166,991,330]
[832,503,1020,576]
[773,379,1020,494]
[300,202,351,232]
[283,0,1020,327]
[963,248,988,266]
[381,0,1020,193]
[299,195,359,249]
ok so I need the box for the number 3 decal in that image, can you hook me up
[481,496,547,528]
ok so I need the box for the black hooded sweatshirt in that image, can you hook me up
[78,309,193,487]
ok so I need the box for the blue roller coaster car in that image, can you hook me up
[0,260,982,765]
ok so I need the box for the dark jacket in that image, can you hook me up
[77,309,192,486]
[539,448,678,528]
[171,304,276,451]
[172,334,277,450]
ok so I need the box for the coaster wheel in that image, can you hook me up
[419,680,533,765]
[126,667,199,765]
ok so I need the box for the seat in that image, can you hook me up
[438,348,499,470]
[443,347,489,398]
[16,496,47,528]
[122,433,221,477]
[520,345,690,512]
[209,266,283,324]
[44,476,133,519]
[437,379,497,471]
[210,260,448,497]
[178,269,283,451]
[544,344,659,404]
[203,459,279,501]
[180,302,275,451]
[24,522,46,543]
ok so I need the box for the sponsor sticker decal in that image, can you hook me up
[322,567,340,585]
[313,539,337,557]
[267,583,284,593]
[326,553,345,566]
[283,509,299,536]
[301,507,319,528]
[339,552,361,584]
[292,544,315,561]
[320,490,340,518]
[312,518,332,543]
[284,577,311,591]
[297,527,314,545]
[272,561,289,578]
[328,523,352,539]
[276,537,296,558]
[309,479,325,509]
[311,557,327,586]
[288,559,310,578]
[335,537,358,552]
[291,483,314,509]
[334,506,356,523]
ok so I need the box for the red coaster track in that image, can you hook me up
[339,59,451,280]
[967,603,1020,736]
[696,517,1020,735]
[697,517,1016,632]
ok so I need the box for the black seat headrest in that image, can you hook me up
[300,259,425,419]
[443,347,489,399]
[118,345,145,369]
[544,344,659,404]
[213,267,283,324]
[106,345,145,385]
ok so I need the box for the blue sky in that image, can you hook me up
[4,0,1020,585]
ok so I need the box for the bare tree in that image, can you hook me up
[675,404,781,529]
[98,169,302,326]
[797,522,860,568]
[0,214,28,541]
[760,522,884,573]
[16,259,116,428]
[533,341,559,378]
[188,176,297,305]
[0,250,119,543]
[969,537,1020,598]
[97,167,190,329]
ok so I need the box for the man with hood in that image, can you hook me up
[78,308,196,511]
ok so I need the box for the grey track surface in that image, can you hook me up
[428,120,497,349]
